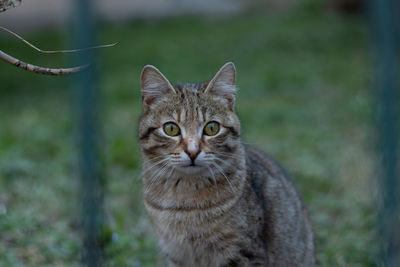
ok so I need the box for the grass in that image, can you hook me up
[0,11,378,266]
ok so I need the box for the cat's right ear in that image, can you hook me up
[140,65,176,109]
[204,62,237,111]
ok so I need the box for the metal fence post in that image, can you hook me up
[73,0,104,266]
[370,0,400,265]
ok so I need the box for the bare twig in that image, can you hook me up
[0,0,21,12]
[0,50,88,75]
[0,26,119,54]
[0,25,119,75]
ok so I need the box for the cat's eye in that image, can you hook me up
[203,121,220,136]
[163,122,180,136]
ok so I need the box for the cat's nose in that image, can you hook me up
[186,150,200,162]
[184,138,200,162]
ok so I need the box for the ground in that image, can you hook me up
[0,11,378,266]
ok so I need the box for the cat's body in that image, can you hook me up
[138,63,316,266]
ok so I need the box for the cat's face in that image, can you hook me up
[138,63,241,177]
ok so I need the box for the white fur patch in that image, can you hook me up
[213,81,237,97]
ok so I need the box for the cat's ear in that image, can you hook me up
[140,65,176,108]
[204,62,237,110]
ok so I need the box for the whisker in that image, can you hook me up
[207,165,217,185]
[141,154,165,165]
[206,165,220,196]
[143,155,166,163]
[152,162,169,181]
[212,155,238,169]
[166,165,175,179]
[208,150,239,157]
[142,156,166,167]
[213,151,241,161]
[143,157,169,174]
[211,162,235,193]
[146,161,170,190]
[163,165,175,191]
[215,155,251,186]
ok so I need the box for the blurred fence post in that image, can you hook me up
[72,0,104,266]
[370,0,400,266]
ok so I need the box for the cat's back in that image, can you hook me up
[244,146,316,266]
[245,145,297,202]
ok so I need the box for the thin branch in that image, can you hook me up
[0,26,119,54]
[0,0,21,12]
[0,50,88,75]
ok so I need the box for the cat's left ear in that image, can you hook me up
[204,62,237,111]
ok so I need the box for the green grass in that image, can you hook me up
[0,12,377,266]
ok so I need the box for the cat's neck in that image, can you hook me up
[142,164,246,211]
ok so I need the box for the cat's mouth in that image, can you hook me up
[183,164,200,168]
[181,160,201,168]
[177,162,206,174]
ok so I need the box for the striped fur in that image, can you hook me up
[138,63,316,266]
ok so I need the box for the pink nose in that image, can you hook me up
[184,138,200,162]
[186,149,200,161]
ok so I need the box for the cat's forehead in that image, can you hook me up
[173,82,208,93]
[151,84,228,121]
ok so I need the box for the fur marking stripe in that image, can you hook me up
[139,127,157,140]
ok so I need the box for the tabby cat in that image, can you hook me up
[138,62,316,266]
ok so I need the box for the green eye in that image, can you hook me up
[203,121,220,136]
[163,122,180,136]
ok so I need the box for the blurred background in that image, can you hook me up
[0,0,395,266]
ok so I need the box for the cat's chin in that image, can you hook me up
[174,165,209,175]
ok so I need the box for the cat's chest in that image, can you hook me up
[144,193,238,234]
[151,208,243,267]
[144,183,244,241]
